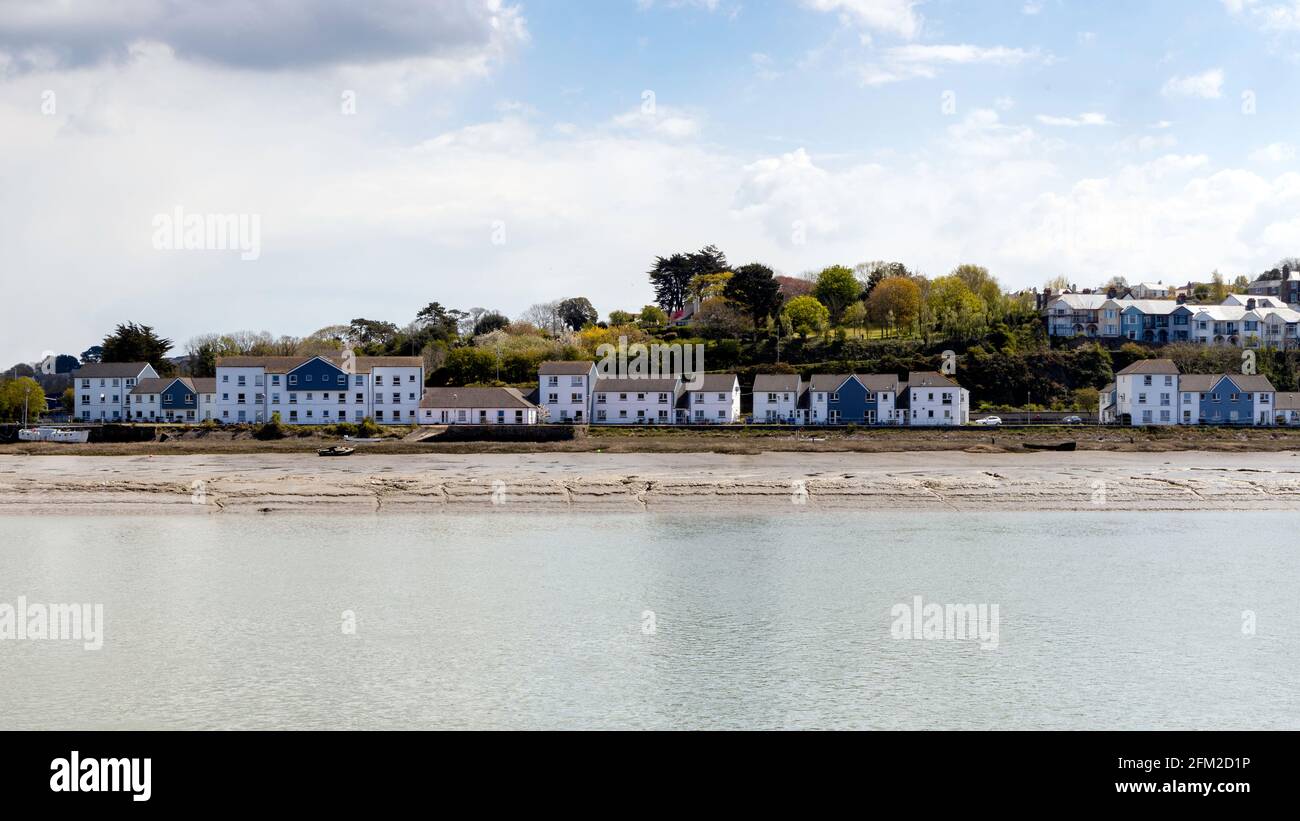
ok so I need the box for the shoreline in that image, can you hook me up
[4,451,1300,514]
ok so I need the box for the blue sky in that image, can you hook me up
[2,0,1299,365]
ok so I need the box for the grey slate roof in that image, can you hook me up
[73,362,153,378]
[593,378,681,393]
[419,387,535,409]
[752,374,801,393]
[689,374,738,391]
[907,371,961,389]
[539,361,596,376]
[1116,359,1180,375]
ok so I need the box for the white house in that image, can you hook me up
[73,362,159,421]
[592,377,682,424]
[1044,293,1110,338]
[538,361,597,423]
[683,374,741,423]
[126,377,217,422]
[752,374,802,423]
[900,372,969,426]
[1113,359,1180,426]
[419,387,539,425]
[1275,393,1300,425]
[1130,282,1171,300]
[214,355,424,425]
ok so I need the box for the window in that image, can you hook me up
[237,393,246,404]
[1143,375,1153,386]
[238,376,246,386]
[596,394,606,404]
[375,376,384,386]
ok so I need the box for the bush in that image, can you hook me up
[356,417,381,438]
[254,412,287,440]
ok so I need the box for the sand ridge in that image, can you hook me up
[3,451,1300,514]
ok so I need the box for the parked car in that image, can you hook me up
[975,416,1002,426]
[1061,415,1083,424]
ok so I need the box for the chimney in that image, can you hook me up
[1177,293,1186,305]
[1107,288,1117,299]
[1247,298,1257,311]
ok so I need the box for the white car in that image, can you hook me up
[975,416,1002,426]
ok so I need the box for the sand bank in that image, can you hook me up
[3,451,1300,514]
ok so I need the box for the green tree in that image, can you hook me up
[0,377,47,422]
[557,297,599,331]
[813,265,859,324]
[608,310,637,325]
[101,322,174,375]
[473,311,510,336]
[866,276,922,336]
[925,275,987,341]
[856,261,910,299]
[724,263,784,331]
[648,245,728,314]
[638,305,669,327]
[348,318,400,346]
[781,295,830,338]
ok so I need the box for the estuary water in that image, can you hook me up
[0,511,1295,730]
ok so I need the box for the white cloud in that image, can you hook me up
[1221,1,1300,33]
[801,0,924,39]
[860,43,1045,85]
[612,106,701,139]
[0,0,528,73]
[1161,68,1225,98]
[1036,112,1113,127]
[1250,142,1297,162]
[1022,1,1044,14]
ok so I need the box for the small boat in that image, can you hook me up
[318,446,355,457]
[18,427,90,444]
[1023,441,1077,452]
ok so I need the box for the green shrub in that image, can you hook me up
[254,412,287,441]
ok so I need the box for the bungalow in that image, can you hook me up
[419,387,539,425]
[73,362,160,421]
[538,361,597,423]
[899,372,969,426]
[126,377,217,422]
[682,374,741,423]
[807,374,902,425]
[752,374,802,423]
[592,377,683,424]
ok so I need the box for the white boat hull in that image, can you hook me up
[18,428,90,444]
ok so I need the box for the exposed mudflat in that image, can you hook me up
[3,451,1300,514]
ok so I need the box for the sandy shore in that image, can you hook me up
[4,451,1300,513]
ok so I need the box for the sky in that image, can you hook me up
[2,0,1300,366]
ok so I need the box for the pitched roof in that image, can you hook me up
[419,387,535,409]
[593,378,681,393]
[1177,374,1218,392]
[1047,293,1109,310]
[1116,359,1180,375]
[215,355,421,373]
[1275,392,1300,410]
[1215,374,1276,393]
[539,361,596,375]
[130,376,218,395]
[689,374,738,391]
[809,374,851,391]
[73,362,153,378]
[753,374,801,392]
[1117,299,1182,314]
[907,371,961,389]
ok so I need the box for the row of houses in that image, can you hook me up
[1043,292,1300,346]
[1101,359,1300,426]
[538,362,971,425]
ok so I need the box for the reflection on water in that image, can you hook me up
[0,512,1294,730]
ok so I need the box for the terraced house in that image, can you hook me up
[752,374,802,423]
[1101,359,1277,426]
[126,377,217,422]
[806,374,902,425]
[213,355,424,425]
[73,362,159,421]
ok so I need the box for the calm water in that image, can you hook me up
[0,511,1295,730]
